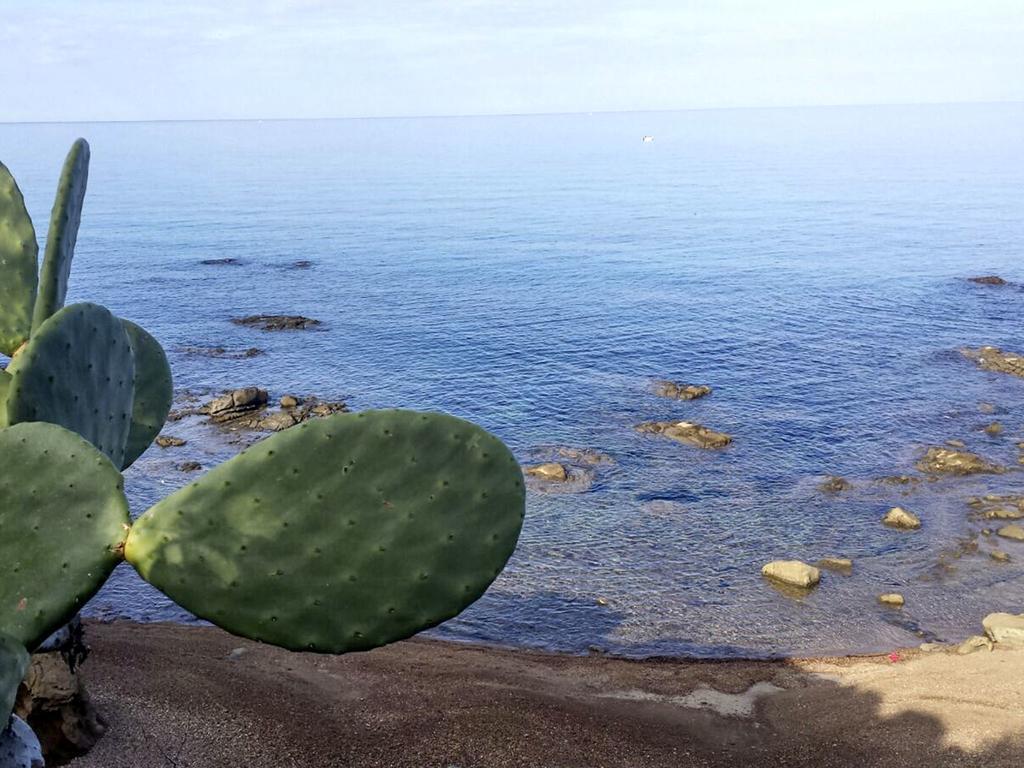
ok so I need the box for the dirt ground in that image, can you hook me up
[66,621,1023,768]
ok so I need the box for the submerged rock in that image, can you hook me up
[553,447,614,465]
[635,421,732,449]
[816,557,853,573]
[819,476,852,493]
[967,275,1007,285]
[915,446,1002,475]
[984,422,1004,436]
[882,507,921,530]
[961,346,1024,378]
[982,612,1024,647]
[983,508,1023,520]
[652,381,712,401]
[878,593,905,607]
[989,550,1011,563]
[199,257,242,266]
[178,461,202,472]
[154,435,186,448]
[231,314,321,331]
[761,560,820,589]
[177,345,264,359]
[524,463,569,482]
[996,524,1024,542]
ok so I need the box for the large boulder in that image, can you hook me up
[882,507,921,530]
[635,421,732,449]
[915,446,1002,475]
[761,560,820,589]
[982,613,1024,647]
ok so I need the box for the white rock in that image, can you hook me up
[982,612,1024,647]
[761,560,820,588]
[882,507,921,530]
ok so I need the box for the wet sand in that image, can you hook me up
[67,621,1023,768]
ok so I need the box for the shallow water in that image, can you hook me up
[3,103,1024,657]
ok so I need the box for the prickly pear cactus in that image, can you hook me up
[0,715,44,768]
[0,370,10,411]
[0,422,130,650]
[126,410,526,652]
[0,162,38,356]
[0,632,28,725]
[3,303,135,467]
[121,319,173,469]
[31,139,89,334]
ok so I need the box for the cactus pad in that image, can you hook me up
[0,422,130,650]
[0,632,28,725]
[0,370,10,412]
[4,303,135,467]
[0,162,38,355]
[126,409,526,653]
[31,139,89,333]
[121,319,173,469]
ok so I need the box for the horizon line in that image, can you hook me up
[2,98,1021,127]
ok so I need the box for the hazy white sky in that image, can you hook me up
[4,0,1022,122]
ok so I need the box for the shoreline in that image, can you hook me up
[63,620,1023,767]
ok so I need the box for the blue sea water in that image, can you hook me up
[2,103,1024,657]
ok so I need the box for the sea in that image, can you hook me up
[2,102,1024,658]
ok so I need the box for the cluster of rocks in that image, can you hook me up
[177,345,264,359]
[201,387,347,432]
[961,346,1024,378]
[231,314,321,331]
[652,380,712,401]
[522,448,614,494]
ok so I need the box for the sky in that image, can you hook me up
[3,0,1023,122]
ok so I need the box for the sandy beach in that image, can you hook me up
[61,621,1023,768]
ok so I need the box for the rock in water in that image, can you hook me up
[524,463,569,482]
[652,381,712,401]
[961,346,1024,378]
[967,275,1007,285]
[819,476,852,493]
[205,387,269,422]
[878,593,905,607]
[817,557,853,572]
[915,446,1002,475]
[231,314,321,331]
[154,435,186,448]
[996,524,1024,542]
[0,716,44,768]
[761,560,820,589]
[982,613,1024,647]
[635,421,732,449]
[882,507,921,530]
[279,394,300,408]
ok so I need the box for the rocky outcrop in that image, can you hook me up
[967,275,1007,285]
[177,345,264,359]
[652,381,712,401]
[15,652,105,764]
[231,315,321,331]
[761,560,820,589]
[198,388,347,433]
[882,507,921,530]
[957,635,993,654]
[982,613,1024,647]
[878,593,905,607]
[961,346,1024,378]
[996,524,1024,542]
[206,387,269,422]
[635,421,731,449]
[915,446,1002,475]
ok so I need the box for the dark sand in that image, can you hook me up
[67,621,1023,768]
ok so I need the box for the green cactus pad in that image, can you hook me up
[126,409,526,653]
[0,632,29,725]
[0,161,38,356]
[0,422,130,650]
[0,370,10,412]
[31,139,89,333]
[4,303,135,467]
[120,320,173,469]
